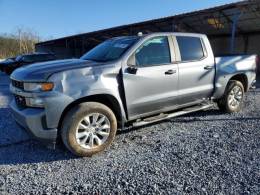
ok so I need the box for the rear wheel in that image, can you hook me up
[61,102,117,157]
[217,80,244,113]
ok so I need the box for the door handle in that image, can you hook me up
[165,69,177,75]
[204,66,214,70]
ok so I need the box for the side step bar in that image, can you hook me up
[132,104,213,127]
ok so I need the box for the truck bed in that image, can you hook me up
[213,54,257,99]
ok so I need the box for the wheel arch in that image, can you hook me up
[229,73,248,92]
[57,94,125,133]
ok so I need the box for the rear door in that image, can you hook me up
[174,35,215,104]
[122,36,179,120]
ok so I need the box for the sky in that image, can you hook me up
[0,0,240,40]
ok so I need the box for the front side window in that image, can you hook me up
[22,55,34,62]
[135,36,171,67]
[28,55,41,62]
[176,36,205,61]
[45,54,56,60]
[31,54,55,61]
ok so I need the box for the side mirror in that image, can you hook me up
[127,54,137,74]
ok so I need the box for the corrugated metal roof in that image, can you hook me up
[36,0,260,47]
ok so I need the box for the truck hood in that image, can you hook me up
[11,59,105,81]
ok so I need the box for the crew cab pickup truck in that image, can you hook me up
[10,33,257,157]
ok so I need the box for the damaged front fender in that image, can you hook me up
[44,63,126,129]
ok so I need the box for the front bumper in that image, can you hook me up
[10,100,58,145]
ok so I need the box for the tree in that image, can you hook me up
[0,27,40,59]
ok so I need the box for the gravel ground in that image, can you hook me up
[0,72,259,194]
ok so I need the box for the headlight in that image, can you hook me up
[26,97,44,107]
[24,82,54,92]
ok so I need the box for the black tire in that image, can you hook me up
[217,80,244,113]
[61,102,117,157]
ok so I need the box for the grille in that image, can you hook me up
[11,79,24,90]
[14,95,26,108]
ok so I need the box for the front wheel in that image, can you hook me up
[61,102,117,157]
[217,80,245,113]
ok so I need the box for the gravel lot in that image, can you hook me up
[0,71,259,194]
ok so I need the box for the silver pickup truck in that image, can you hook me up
[10,32,257,157]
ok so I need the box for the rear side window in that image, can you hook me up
[44,54,56,60]
[135,36,171,67]
[176,36,204,61]
[32,54,55,61]
[23,55,46,62]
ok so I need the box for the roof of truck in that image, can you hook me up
[113,32,206,38]
[144,32,206,37]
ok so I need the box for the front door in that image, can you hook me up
[122,36,179,120]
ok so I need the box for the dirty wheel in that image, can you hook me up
[61,102,117,157]
[217,80,244,113]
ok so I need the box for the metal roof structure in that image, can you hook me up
[36,0,260,58]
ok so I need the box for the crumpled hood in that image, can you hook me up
[10,59,104,81]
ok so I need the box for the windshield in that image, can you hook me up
[80,37,139,62]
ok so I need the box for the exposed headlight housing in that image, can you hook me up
[23,82,54,92]
[26,97,44,108]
